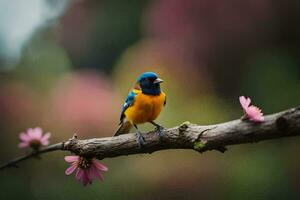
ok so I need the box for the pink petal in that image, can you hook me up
[19,132,30,142]
[246,106,264,122]
[96,172,104,181]
[64,155,79,163]
[65,163,78,175]
[81,170,90,186]
[85,170,93,185]
[75,168,84,182]
[91,165,104,181]
[42,132,51,140]
[40,132,51,145]
[252,115,264,122]
[247,105,262,115]
[86,168,95,184]
[92,160,108,171]
[239,96,251,111]
[27,128,41,139]
[41,140,49,146]
[32,127,43,139]
[18,142,29,148]
[27,128,35,138]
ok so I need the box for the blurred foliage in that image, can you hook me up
[0,0,300,199]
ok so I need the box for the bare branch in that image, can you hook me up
[0,143,63,170]
[1,106,299,170]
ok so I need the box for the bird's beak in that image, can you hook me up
[153,78,163,84]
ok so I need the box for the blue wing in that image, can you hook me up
[119,90,137,124]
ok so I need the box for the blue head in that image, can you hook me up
[137,72,163,95]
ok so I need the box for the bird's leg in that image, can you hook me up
[150,121,165,137]
[133,124,145,147]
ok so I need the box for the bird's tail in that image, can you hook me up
[114,121,132,136]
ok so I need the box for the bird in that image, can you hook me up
[114,72,166,146]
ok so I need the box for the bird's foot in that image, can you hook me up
[155,125,166,138]
[136,132,145,147]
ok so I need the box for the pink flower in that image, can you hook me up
[18,127,51,149]
[64,155,108,186]
[239,96,264,122]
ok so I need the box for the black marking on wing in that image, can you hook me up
[119,90,137,124]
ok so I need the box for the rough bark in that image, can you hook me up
[63,106,300,159]
[1,106,299,170]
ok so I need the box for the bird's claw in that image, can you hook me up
[136,132,145,147]
[155,126,166,137]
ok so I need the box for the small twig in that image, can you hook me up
[0,143,64,170]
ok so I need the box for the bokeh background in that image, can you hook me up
[1,0,300,199]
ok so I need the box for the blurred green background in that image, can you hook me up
[1,0,300,199]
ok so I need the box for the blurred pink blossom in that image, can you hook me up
[18,127,51,149]
[64,155,108,186]
[239,96,264,122]
[146,0,273,61]
[50,71,118,135]
[144,0,274,89]
[0,83,41,125]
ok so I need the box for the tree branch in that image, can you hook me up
[1,106,299,170]
[0,143,63,170]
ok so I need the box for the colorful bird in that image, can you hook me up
[114,72,166,146]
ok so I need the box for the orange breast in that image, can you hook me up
[124,91,166,124]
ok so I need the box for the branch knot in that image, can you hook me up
[179,121,191,133]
